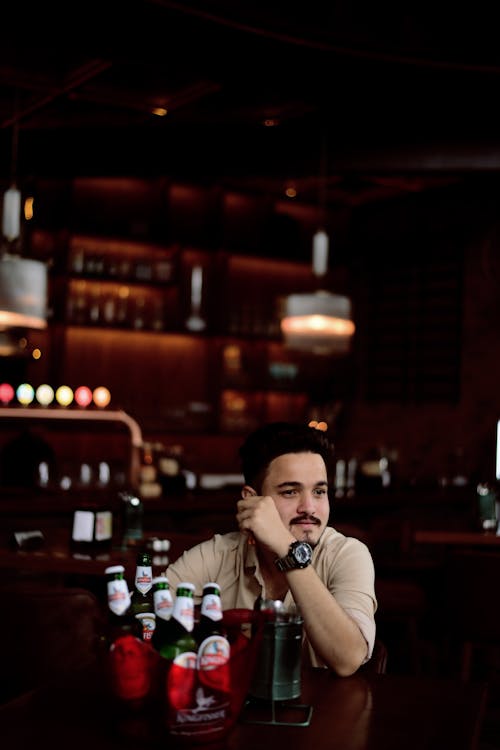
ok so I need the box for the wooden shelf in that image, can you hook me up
[0,407,143,487]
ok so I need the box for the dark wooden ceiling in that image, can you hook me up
[2,1,500,209]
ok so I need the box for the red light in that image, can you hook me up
[75,386,93,407]
[0,383,14,405]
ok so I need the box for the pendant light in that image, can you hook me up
[279,129,355,355]
[0,115,48,344]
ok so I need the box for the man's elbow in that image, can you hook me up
[333,659,364,677]
[325,644,368,677]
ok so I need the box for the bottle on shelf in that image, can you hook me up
[152,581,197,664]
[119,490,144,545]
[71,503,113,555]
[130,550,155,641]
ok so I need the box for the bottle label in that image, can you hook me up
[197,635,230,671]
[135,611,156,640]
[173,595,194,632]
[135,564,153,594]
[197,635,231,694]
[154,589,174,620]
[107,579,131,616]
[95,511,113,541]
[72,510,94,542]
[200,593,222,621]
[173,651,197,669]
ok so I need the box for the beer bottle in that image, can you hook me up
[152,575,174,622]
[105,564,141,639]
[104,565,151,707]
[152,581,197,663]
[130,550,155,642]
[196,582,230,675]
[197,581,226,643]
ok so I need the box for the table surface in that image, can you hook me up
[0,662,487,750]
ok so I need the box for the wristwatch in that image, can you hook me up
[274,540,313,572]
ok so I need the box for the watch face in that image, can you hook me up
[294,542,312,564]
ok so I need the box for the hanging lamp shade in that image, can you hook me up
[280,289,355,355]
[0,255,48,330]
[279,229,355,355]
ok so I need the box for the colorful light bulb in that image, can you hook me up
[0,383,14,405]
[55,385,74,407]
[93,386,111,408]
[35,384,54,406]
[74,386,93,407]
[16,383,35,405]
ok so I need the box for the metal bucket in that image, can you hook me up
[249,615,303,701]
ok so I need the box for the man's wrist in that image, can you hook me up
[275,540,313,572]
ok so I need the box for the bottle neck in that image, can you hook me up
[134,563,153,595]
[172,594,194,632]
[201,593,222,621]
[107,576,131,616]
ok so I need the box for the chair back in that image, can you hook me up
[0,585,104,703]
[440,549,500,680]
[360,638,388,674]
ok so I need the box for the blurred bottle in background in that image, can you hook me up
[119,490,144,546]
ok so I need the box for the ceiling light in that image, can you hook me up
[279,129,355,356]
[1,117,48,335]
[279,230,355,356]
[0,255,48,331]
[151,107,168,117]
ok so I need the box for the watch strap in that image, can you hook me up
[275,553,297,572]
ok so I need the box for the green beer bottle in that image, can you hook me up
[196,582,230,675]
[105,565,151,708]
[130,550,155,641]
[152,575,174,622]
[153,581,197,664]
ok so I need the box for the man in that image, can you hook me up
[165,422,377,676]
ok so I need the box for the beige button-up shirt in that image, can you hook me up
[165,526,377,667]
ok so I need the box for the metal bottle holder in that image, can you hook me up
[241,601,313,727]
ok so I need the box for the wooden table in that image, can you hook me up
[0,662,487,750]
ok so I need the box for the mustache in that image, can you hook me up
[291,514,321,525]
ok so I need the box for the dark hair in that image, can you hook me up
[239,422,335,490]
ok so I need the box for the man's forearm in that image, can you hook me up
[286,565,368,675]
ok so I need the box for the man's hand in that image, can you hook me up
[236,494,293,557]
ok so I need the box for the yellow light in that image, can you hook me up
[281,314,355,336]
[32,348,42,360]
[152,107,168,117]
[24,196,34,221]
[16,383,35,405]
[35,384,54,406]
[55,385,74,407]
[93,386,111,408]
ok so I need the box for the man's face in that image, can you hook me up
[260,451,329,547]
